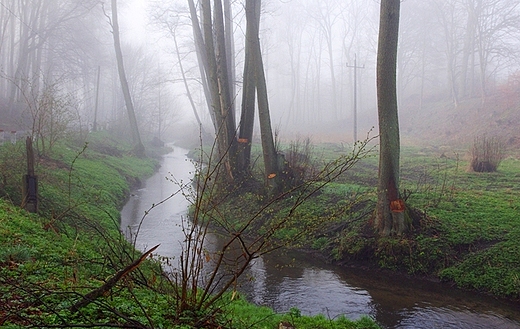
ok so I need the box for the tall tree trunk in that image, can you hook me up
[237,0,258,175]
[111,0,145,157]
[187,0,216,131]
[172,29,204,133]
[223,0,235,110]
[248,0,280,193]
[325,33,338,120]
[459,2,476,99]
[213,0,237,167]
[201,0,236,183]
[375,0,406,236]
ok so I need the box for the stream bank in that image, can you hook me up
[121,145,520,328]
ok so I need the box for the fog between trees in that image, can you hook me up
[1,0,519,143]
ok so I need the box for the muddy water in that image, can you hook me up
[120,146,520,329]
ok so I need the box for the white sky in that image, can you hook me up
[119,0,148,45]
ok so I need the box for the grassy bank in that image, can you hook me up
[217,142,520,301]
[0,134,379,328]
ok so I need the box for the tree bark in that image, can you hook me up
[187,0,216,131]
[248,0,280,193]
[375,0,406,236]
[200,0,236,183]
[213,0,237,168]
[111,0,145,157]
[237,0,258,174]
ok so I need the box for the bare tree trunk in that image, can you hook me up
[248,0,280,193]
[213,0,237,167]
[200,0,236,183]
[375,0,406,236]
[111,0,145,157]
[223,0,235,110]
[172,29,204,132]
[93,66,101,131]
[187,0,216,131]
[459,2,477,99]
[237,0,258,175]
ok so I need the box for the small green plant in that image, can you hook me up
[288,306,302,318]
[0,245,32,263]
[312,237,329,250]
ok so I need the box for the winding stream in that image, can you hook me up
[120,146,520,329]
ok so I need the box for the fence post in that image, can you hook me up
[22,137,38,213]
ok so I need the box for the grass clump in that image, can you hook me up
[226,299,379,329]
[470,136,505,172]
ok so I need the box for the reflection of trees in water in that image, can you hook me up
[228,248,520,328]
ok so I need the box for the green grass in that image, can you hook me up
[224,298,379,329]
[334,146,520,298]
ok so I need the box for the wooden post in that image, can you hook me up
[93,66,101,132]
[22,137,38,213]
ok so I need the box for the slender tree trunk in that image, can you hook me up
[172,30,204,132]
[187,0,216,131]
[223,0,235,110]
[201,0,236,183]
[237,0,258,175]
[214,0,237,166]
[93,66,101,131]
[459,3,476,100]
[248,0,280,193]
[9,12,30,108]
[375,0,406,236]
[325,33,338,120]
[111,0,145,157]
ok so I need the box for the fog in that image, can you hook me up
[1,0,519,145]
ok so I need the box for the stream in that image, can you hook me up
[120,146,520,329]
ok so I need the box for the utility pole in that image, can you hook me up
[93,66,101,132]
[346,54,364,142]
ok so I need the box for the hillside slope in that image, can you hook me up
[400,90,520,148]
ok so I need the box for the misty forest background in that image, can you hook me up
[1,0,519,146]
[1,1,520,327]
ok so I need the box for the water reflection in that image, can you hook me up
[120,146,520,329]
[239,249,520,328]
[120,146,195,260]
[243,257,372,320]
